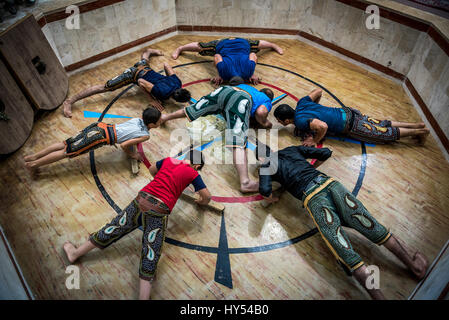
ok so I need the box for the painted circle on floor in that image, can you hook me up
[89,60,368,288]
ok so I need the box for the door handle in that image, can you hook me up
[32,56,46,75]
[0,99,9,121]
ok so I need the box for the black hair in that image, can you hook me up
[172,88,191,103]
[142,107,161,126]
[273,104,295,121]
[184,149,205,171]
[229,76,244,86]
[260,88,274,100]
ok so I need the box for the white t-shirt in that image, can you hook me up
[115,118,149,144]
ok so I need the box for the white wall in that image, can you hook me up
[46,0,176,66]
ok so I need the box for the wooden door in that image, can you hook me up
[0,14,68,111]
[0,59,34,154]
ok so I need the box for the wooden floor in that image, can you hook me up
[1,35,448,300]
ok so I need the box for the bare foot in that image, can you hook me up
[148,48,163,57]
[63,241,78,264]
[24,154,37,162]
[172,48,181,60]
[24,162,38,177]
[273,45,284,55]
[411,252,428,280]
[62,100,72,118]
[415,130,429,145]
[240,180,259,193]
[160,114,168,125]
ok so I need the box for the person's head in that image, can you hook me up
[273,104,295,126]
[260,88,274,101]
[172,88,191,103]
[229,76,245,86]
[142,107,162,129]
[184,149,205,171]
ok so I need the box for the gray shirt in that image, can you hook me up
[115,118,149,144]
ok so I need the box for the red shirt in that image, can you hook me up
[141,158,201,211]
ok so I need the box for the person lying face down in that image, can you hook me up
[171,38,283,86]
[62,48,191,118]
[62,149,212,300]
[232,83,274,129]
[24,107,162,175]
[256,144,428,300]
[274,88,429,146]
[160,85,263,193]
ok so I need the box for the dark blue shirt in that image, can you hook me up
[215,38,256,81]
[294,96,345,135]
[141,70,182,100]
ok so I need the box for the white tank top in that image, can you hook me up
[115,118,149,144]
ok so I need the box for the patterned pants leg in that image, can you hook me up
[198,38,260,56]
[347,112,399,144]
[90,199,169,282]
[89,200,142,249]
[139,211,168,281]
[306,181,391,272]
[184,86,251,148]
[327,181,391,246]
[103,59,151,91]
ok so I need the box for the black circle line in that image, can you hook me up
[89,60,367,254]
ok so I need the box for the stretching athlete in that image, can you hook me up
[172,38,283,85]
[24,107,161,174]
[62,48,191,117]
[62,150,211,300]
[257,144,428,299]
[235,83,274,129]
[274,88,430,146]
[160,86,260,192]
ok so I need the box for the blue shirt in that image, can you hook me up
[141,70,182,100]
[215,38,256,81]
[294,96,345,134]
[236,84,272,117]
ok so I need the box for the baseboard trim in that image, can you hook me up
[64,26,177,72]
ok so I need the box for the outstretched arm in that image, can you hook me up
[195,188,212,205]
[163,62,175,76]
[137,79,164,111]
[137,78,154,93]
[211,54,224,86]
[296,146,333,163]
[303,119,328,147]
[308,88,323,103]
[120,136,150,161]
[254,106,273,129]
